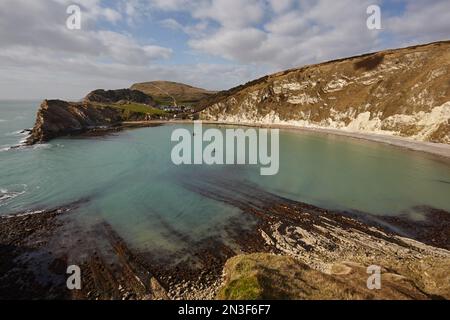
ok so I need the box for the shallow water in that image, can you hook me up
[1,100,450,255]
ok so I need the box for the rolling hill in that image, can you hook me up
[131,81,216,106]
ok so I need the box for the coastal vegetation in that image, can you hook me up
[217,253,448,300]
[93,102,167,117]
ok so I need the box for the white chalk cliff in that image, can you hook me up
[200,41,450,144]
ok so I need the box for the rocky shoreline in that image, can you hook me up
[1,185,449,300]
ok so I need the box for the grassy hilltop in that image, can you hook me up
[131,81,216,106]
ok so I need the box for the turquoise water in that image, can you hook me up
[1,101,450,253]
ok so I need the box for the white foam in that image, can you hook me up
[6,129,30,136]
[0,184,27,205]
[32,143,52,150]
[0,141,57,153]
[0,190,25,204]
[2,209,45,219]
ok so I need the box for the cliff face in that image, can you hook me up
[26,100,153,144]
[200,41,450,144]
[27,88,162,144]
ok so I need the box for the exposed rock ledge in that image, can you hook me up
[1,197,449,300]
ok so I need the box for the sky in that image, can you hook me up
[0,0,449,100]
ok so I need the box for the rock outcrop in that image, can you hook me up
[200,41,450,143]
[26,99,155,144]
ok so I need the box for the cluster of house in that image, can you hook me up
[161,105,196,113]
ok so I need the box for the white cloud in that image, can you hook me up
[160,18,210,37]
[0,47,267,99]
[190,28,269,62]
[0,0,176,99]
[385,0,450,43]
[96,31,172,64]
[193,0,266,28]
[0,0,171,65]
[54,0,122,23]
[147,0,192,11]
[0,0,449,100]
[186,0,383,68]
[268,0,294,14]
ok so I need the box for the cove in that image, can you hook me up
[1,113,449,257]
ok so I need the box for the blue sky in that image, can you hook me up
[0,0,449,100]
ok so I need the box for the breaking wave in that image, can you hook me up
[0,142,59,153]
[0,184,28,206]
[5,129,31,137]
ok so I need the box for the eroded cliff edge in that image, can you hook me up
[200,41,450,144]
[26,89,161,144]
